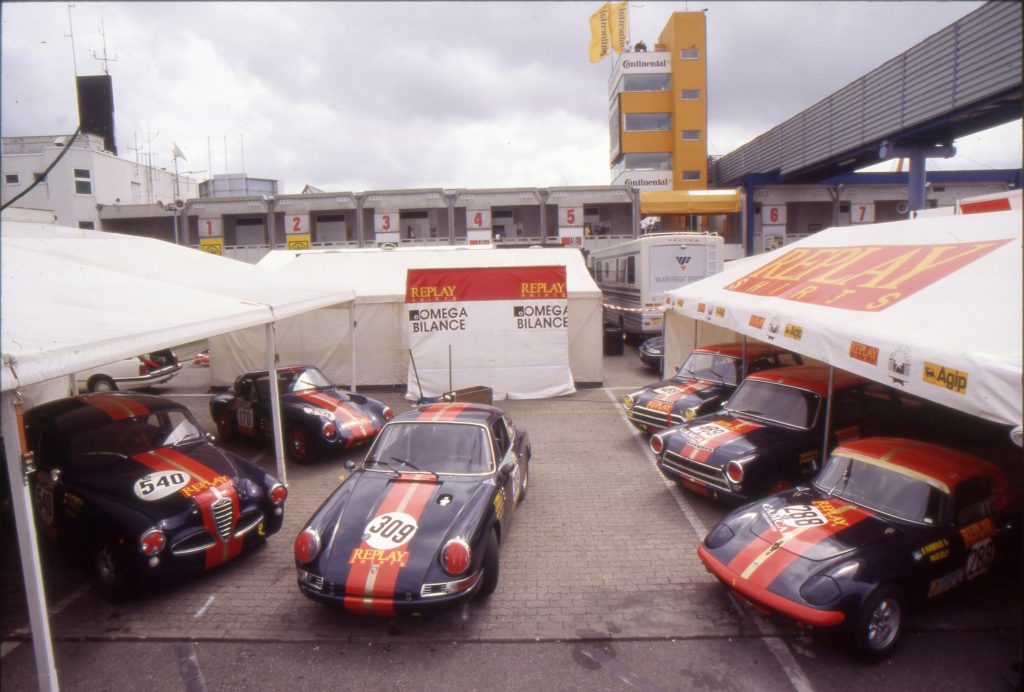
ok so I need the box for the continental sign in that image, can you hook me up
[724,240,1011,312]
[406,266,568,303]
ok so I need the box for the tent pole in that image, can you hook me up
[820,365,835,473]
[349,307,357,393]
[266,323,287,485]
[741,334,748,380]
[2,391,60,692]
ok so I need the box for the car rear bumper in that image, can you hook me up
[696,543,845,628]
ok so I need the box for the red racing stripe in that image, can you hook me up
[294,392,375,444]
[416,403,471,422]
[343,478,438,615]
[80,394,150,421]
[193,482,245,570]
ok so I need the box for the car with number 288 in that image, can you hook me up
[294,402,529,616]
[697,436,1019,660]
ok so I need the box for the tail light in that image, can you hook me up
[650,435,664,455]
[269,483,287,506]
[441,537,471,576]
[139,528,166,556]
[294,529,321,564]
[383,406,394,421]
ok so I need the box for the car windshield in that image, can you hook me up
[364,422,492,475]
[284,367,333,393]
[677,353,740,385]
[69,409,205,467]
[813,454,946,525]
[724,380,819,428]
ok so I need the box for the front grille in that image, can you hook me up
[662,450,730,492]
[171,532,216,556]
[211,497,234,541]
[630,405,685,430]
[298,570,325,591]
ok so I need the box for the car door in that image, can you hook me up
[232,377,259,438]
[490,416,521,520]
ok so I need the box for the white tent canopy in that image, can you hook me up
[1,221,356,691]
[664,210,1022,427]
[210,245,604,393]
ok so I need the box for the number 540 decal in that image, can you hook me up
[134,470,191,501]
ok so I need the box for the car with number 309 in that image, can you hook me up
[24,392,287,600]
[697,437,1019,660]
[294,402,529,616]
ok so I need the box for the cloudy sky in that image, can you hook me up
[2,1,1019,194]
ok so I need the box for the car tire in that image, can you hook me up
[852,583,906,661]
[287,426,311,463]
[518,456,529,503]
[93,537,131,602]
[88,375,117,393]
[477,530,500,599]
[215,409,236,441]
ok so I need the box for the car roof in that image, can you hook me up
[26,392,185,436]
[393,402,504,426]
[744,365,866,396]
[833,436,1003,493]
[239,365,315,380]
[694,342,791,360]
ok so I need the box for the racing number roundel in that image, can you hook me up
[363,511,419,550]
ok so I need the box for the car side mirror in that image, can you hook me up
[207,433,216,444]
[344,460,356,471]
[50,468,62,484]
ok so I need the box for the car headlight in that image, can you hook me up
[684,406,699,421]
[650,434,664,455]
[799,574,842,606]
[269,483,287,506]
[294,528,321,564]
[441,537,471,576]
[622,395,634,410]
[703,522,735,550]
[139,527,166,557]
[725,454,756,486]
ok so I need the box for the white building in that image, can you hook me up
[1,132,198,230]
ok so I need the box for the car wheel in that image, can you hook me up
[477,530,500,598]
[853,583,906,661]
[93,538,130,602]
[767,479,792,495]
[88,375,117,393]
[215,410,236,441]
[287,426,311,463]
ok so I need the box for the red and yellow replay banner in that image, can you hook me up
[405,266,574,400]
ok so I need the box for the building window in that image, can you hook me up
[680,89,701,100]
[681,170,702,181]
[621,73,670,93]
[73,168,92,195]
[679,49,700,60]
[77,221,96,230]
[624,113,671,132]
[681,130,702,141]
[5,174,19,184]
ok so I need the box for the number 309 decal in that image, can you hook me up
[362,511,419,550]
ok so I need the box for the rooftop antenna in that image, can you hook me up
[65,2,78,75]
[89,18,118,74]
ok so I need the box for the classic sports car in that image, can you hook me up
[24,392,287,599]
[623,342,804,432]
[76,349,182,393]
[651,365,934,503]
[210,365,393,462]
[697,437,1019,660]
[294,402,529,615]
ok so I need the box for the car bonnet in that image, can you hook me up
[287,389,379,436]
[317,471,487,602]
[742,492,892,564]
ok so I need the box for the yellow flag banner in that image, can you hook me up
[588,3,611,63]
[610,2,629,54]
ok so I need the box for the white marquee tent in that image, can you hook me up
[662,209,1022,428]
[1,221,356,691]
[209,245,604,395]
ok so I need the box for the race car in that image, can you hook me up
[294,402,529,616]
[622,342,803,432]
[24,392,287,600]
[650,365,935,503]
[210,365,393,462]
[697,437,1019,660]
